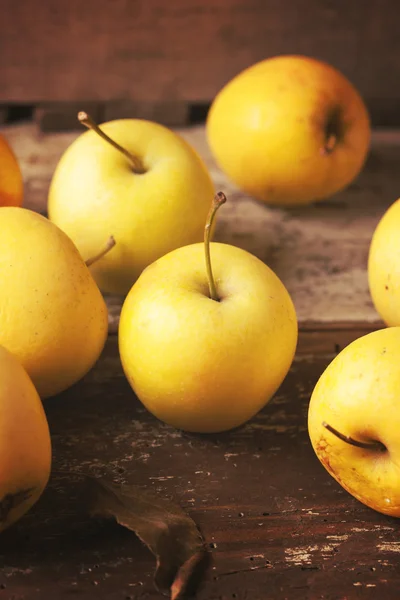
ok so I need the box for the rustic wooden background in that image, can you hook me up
[1,0,400,128]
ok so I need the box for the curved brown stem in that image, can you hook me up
[85,236,116,267]
[322,422,386,452]
[78,112,145,174]
[204,192,226,301]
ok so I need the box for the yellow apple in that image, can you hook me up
[206,55,370,206]
[0,344,51,532]
[119,193,298,433]
[0,207,108,398]
[308,327,400,517]
[368,197,400,326]
[48,113,215,295]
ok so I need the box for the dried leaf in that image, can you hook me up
[84,477,208,599]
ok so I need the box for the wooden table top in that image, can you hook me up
[1,122,400,600]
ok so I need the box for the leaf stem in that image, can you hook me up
[322,421,386,452]
[205,192,226,301]
[85,236,116,267]
[78,111,145,174]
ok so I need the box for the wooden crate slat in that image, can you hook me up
[1,0,400,124]
[34,102,103,132]
[0,107,9,125]
[103,100,189,126]
[34,101,190,132]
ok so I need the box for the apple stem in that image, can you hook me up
[205,192,226,301]
[78,112,146,174]
[85,236,116,267]
[322,421,386,452]
[320,134,337,156]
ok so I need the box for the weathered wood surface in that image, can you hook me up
[3,122,400,325]
[0,332,399,600]
[2,0,400,125]
[1,121,400,598]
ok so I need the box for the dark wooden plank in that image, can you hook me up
[0,335,398,599]
[2,0,400,124]
[296,321,382,355]
[103,101,190,127]
[34,101,189,132]
[34,102,103,132]
[0,107,8,125]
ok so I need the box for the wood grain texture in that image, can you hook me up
[3,122,399,325]
[1,0,400,124]
[0,335,399,600]
[0,122,398,597]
